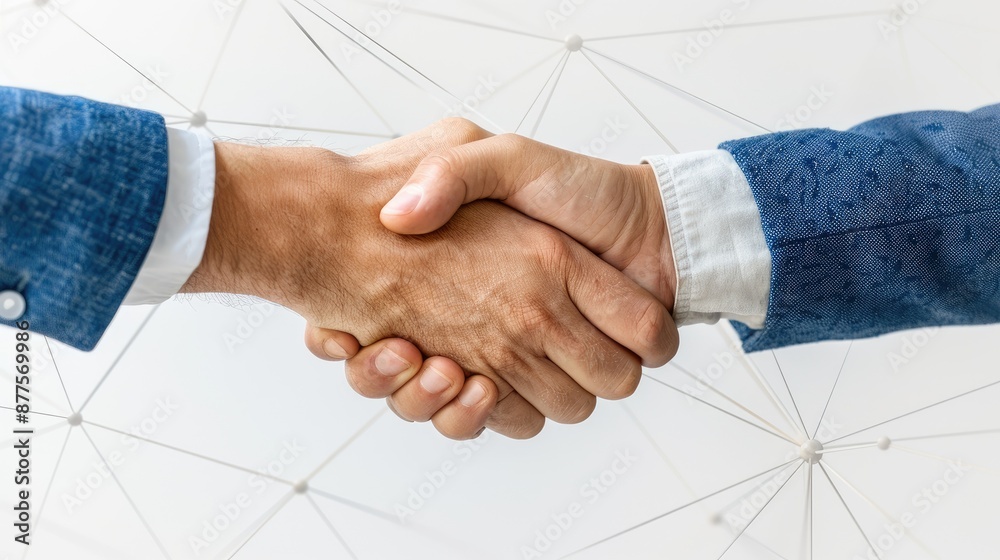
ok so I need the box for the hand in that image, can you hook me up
[309,120,679,439]
[182,119,678,439]
[380,130,674,308]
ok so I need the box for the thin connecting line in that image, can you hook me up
[42,336,74,411]
[0,363,69,413]
[893,444,1000,476]
[306,494,358,559]
[1,420,65,448]
[813,342,852,440]
[894,428,1000,443]
[55,9,194,116]
[621,403,703,504]
[580,50,678,153]
[807,463,814,560]
[309,487,399,523]
[562,458,801,557]
[196,0,248,111]
[300,0,504,131]
[280,3,397,135]
[823,462,942,559]
[529,51,570,138]
[80,425,173,559]
[715,462,804,559]
[820,442,880,454]
[643,374,796,445]
[910,20,997,98]
[89,421,398,523]
[20,427,71,560]
[83,420,293,485]
[515,51,569,134]
[224,490,295,560]
[734,350,806,442]
[818,463,882,559]
[490,47,566,99]
[827,379,1000,444]
[204,118,394,139]
[354,1,560,43]
[304,408,387,480]
[587,10,889,41]
[772,352,808,436]
[584,47,771,133]
[0,405,66,420]
[822,429,1000,452]
[668,361,799,444]
[78,306,160,413]
[922,15,1000,35]
[714,325,806,441]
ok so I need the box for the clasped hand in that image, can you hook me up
[186,119,678,440]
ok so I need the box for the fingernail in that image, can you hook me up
[323,338,349,360]
[382,184,423,215]
[473,427,486,438]
[375,347,410,377]
[419,366,452,394]
[459,382,487,407]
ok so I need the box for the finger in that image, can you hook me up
[304,325,361,361]
[566,246,679,368]
[388,357,466,422]
[429,374,499,440]
[544,301,643,401]
[380,133,541,234]
[501,353,597,425]
[483,390,545,440]
[343,339,425,399]
[361,117,494,170]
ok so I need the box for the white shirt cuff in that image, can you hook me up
[123,127,216,305]
[644,150,771,329]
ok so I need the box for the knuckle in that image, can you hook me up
[495,132,530,154]
[512,301,559,339]
[555,391,597,425]
[493,412,544,440]
[437,117,488,144]
[344,365,384,398]
[434,421,476,441]
[533,228,573,265]
[420,151,460,178]
[634,300,669,358]
[606,359,642,399]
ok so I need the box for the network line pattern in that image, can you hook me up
[0,0,999,559]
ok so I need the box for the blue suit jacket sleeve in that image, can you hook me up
[721,104,1000,352]
[0,86,168,350]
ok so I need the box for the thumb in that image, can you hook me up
[380,135,534,235]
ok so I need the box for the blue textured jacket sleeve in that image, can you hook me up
[0,86,168,350]
[720,105,1000,352]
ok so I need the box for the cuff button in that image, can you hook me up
[0,290,26,321]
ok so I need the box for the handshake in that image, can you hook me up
[181,118,679,440]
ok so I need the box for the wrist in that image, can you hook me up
[179,143,347,309]
[623,162,677,313]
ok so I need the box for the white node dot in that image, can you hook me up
[67,412,83,426]
[564,34,583,52]
[877,436,892,451]
[190,111,208,127]
[798,439,825,464]
[293,480,309,494]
